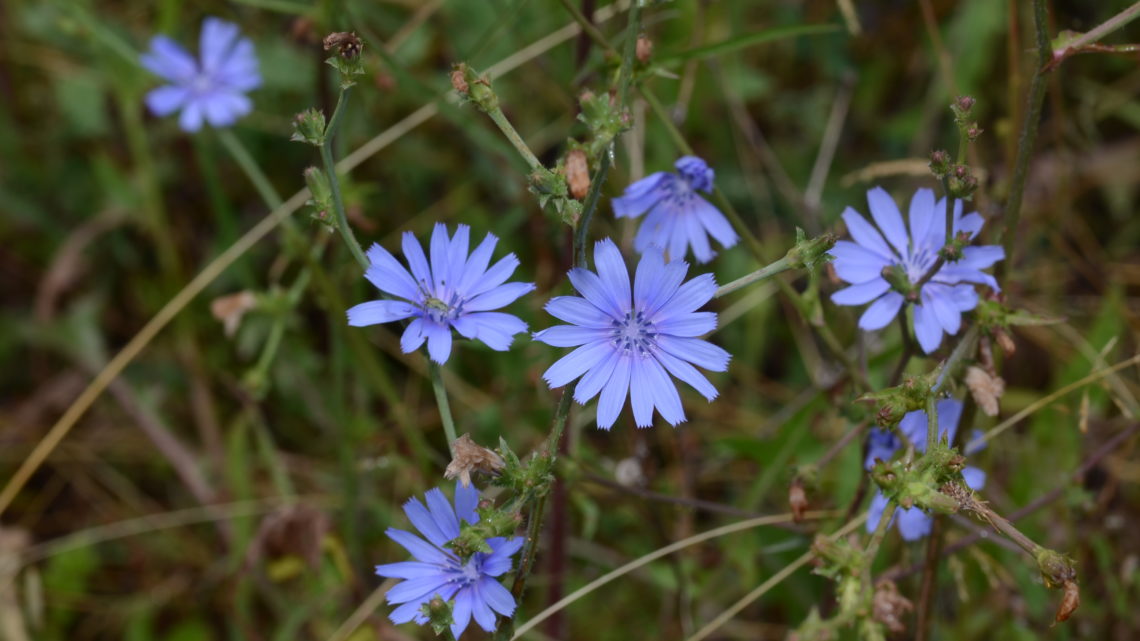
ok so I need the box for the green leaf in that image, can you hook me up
[656,24,842,66]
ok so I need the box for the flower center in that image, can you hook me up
[420,294,462,324]
[901,245,939,283]
[457,555,481,586]
[611,310,657,356]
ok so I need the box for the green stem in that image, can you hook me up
[864,501,897,568]
[322,87,369,271]
[932,324,979,393]
[998,0,1051,280]
[429,361,458,447]
[574,151,612,267]
[485,108,544,173]
[925,395,939,451]
[714,255,793,298]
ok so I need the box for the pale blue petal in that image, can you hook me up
[831,240,892,284]
[543,340,612,388]
[652,273,716,322]
[402,496,450,546]
[928,197,950,248]
[347,300,416,326]
[533,325,607,347]
[374,561,440,580]
[386,574,452,605]
[612,172,669,219]
[365,243,420,301]
[573,349,622,404]
[655,312,716,337]
[479,577,517,616]
[448,224,471,288]
[947,284,979,311]
[962,466,986,490]
[593,239,632,313]
[897,409,928,448]
[923,285,961,335]
[465,282,535,312]
[643,357,686,425]
[958,245,1004,270]
[867,187,909,256]
[652,349,717,401]
[934,266,1001,292]
[429,223,452,292]
[912,303,943,353]
[841,207,895,260]
[545,296,612,328]
[857,291,904,330]
[936,399,964,444]
[635,248,688,316]
[831,278,890,306]
[896,507,933,541]
[596,355,632,429]
[424,322,453,364]
[954,210,985,239]
[200,90,250,128]
[424,488,461,540]
[470,253,522,297]
[141,36,197,82]
[401,318,427,353]
[459,233,498,293]
[200,17,240,73]
[684,209,715,263]
[470,583,497,632]
[402,232,432,288]
[865,493,890,534]
[385,528,449,565]
[390,596,432,624]
[693,196,739,249]
[454,312,527,350]
[451,590,474,639]
[655,336,730,371]
[632,207,668,253]
[178,101,204,132]
[568,266,624,318]
[629,359,655,428]
[908,188,937,251]
[145,86,190,116]
[455,483,480,524]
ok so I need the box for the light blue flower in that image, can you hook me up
[534,238,730,429]
[830,187,1004,353]
[864,399,986,541]
[141,17,261,132]
[375,484,523,638]
[612,156,739,264]
[348,223,534,364]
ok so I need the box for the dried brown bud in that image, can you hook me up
[636,35,653,63]
[965,366,1005,417]
[450,68,469,95]
[210,291,256,338]
[322,31,362,58]
[445,434,505,487]
[788,478,808,523]
[565,149,590,200]
[872,580,913,633]
[1054,580,1080,624]
[994,328,1016,356]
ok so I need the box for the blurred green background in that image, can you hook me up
[2,0,1140,639]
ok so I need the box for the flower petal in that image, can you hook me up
[612,172,669,219]
[533,324,606,348]
[141,36,198,82]
[655,312,717,337]
[545,296,612,328]
[479,577,517,616]
[896,506,934,541]
[470,583,498,632]
[643,356,686,425]
[365,243,420,301]
[573,348,622,404]
[458,233,498,293]
[866,186,910,256]
[957,245,1004,270]
[374,561,441,580]
[454,312,527,350]
[402,495,450,546]
[542,340,612,388]
[923,285,962,335]
[200,17,241,73]
[635,249,688,318]
[402,231,432,288]
[652,348,718,401]
[429,223,452,292]
[200,91,251,128]
[447,224,471,289]
[469,253,522,297]
[593,239,632,314]
[424,322,453,364]
[401,318,427,353]
[912,303,944,353]
[629,359,655,428]
[451,589,474,639]
[655,336,730,372]
[693,196,739,249]
[145,86,190,116]
[347,300,417,326]
[385,528,449,565]
[962,466,986,490]
[841,207,895,261]
[568,266,624,319]
[652,273,716,322]
[424,488,461,541]
[455,483,479,524]
[684,209,715,263]
[908,188,937,251]
[830,240,892,284]
[465,282,535,312]
[831,278,890,306]
[178,100,205,132]
[857,291,904,330]
[596,355,632,429]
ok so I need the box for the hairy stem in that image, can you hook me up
[322,87,369,271]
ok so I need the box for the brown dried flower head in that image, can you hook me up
[445,434,505,488]
[1054,580,1080,624]
[872,580,913,633]
[965,366,1005,417]
[211,291,256,338]
[323,31,362,59]
[565,149,590,200]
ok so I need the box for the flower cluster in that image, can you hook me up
[830,187,1004,353]
[141,17,261,132]
[864,399,986,540]
[376,484,523,638]
[347,223,534,364]
[612,156,739,264]
[534,239,730,429]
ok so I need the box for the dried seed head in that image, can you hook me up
[210,291,256,338]
[872,580,913,633]
[445,434,505,487]
[994,327,1016,356]
[565,149,590,200]
[323,31,362,58]
[636,35,653,63]
[1054,580,1080,624]
[965,366,1005,417]
[788,478,808,523]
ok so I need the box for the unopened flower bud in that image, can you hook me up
[452,63,498,113]
[636,35,653,63]
[929,149,951,178]
[564,149,590,200]
[955,95,975,114]
[291,108,327,146]
[948,165,978,200]
[323,31,362,59]
[450,68,469,95]
[967,123,983,141]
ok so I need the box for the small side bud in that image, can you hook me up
[636,35,653,63]
[450,68,469,95]
[291,108,327,146]
[947,164,978,200]
[303,166,334,228]
[954,95,975,115]
[452,62,498,113]
[929,149,951,178]
[789,477,809,522]
[966,123,983,141]
[786,228,836,271]
[564,149,590,200]
[422,596,455,636]
[322,31,362,59]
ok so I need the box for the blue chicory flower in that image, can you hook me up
[534,238,730,429]
[375,484,523,638]
[347,223,535,364]
[612,156,739,264]
[830,187,1004,353]
[140,17,261,132]
[864,399,987,540]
